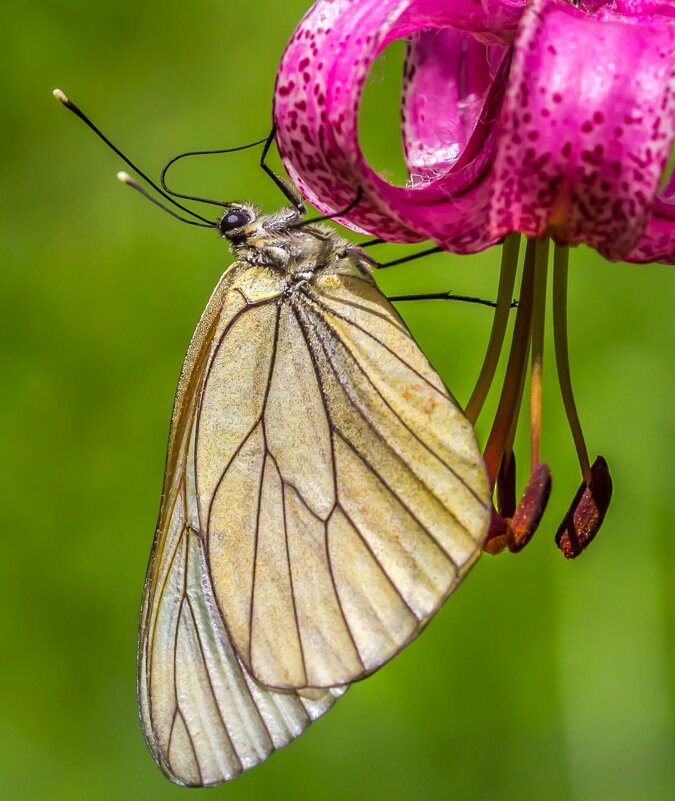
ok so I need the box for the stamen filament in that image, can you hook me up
[483,239,536,488]
[553,244,592,484]
[530,238,550,471]
[497,282,534,510]
[466,233,521,423]
[497,315,530,505]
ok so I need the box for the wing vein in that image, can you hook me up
[311,286,409,335]
[184,593,244,775]
[205,416,264,536]
[290,305,365,673]
[178,707,203,786]
[322,508,366,672]
[170,536,203,786]
[167,710,178,756]
[149,481,188,672]
[333,428,458,569]
[249,307,282,666]
[302,290,447,401]
[194,300,269,518]
[333,501,419,619]
[196,296,280,539]
[294,301,462,563]
[303,299,486,509]
[171,564,187,746]
[265,451,309,686]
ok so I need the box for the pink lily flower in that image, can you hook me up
[273,0,675,556]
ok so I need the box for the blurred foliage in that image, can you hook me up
[1,2,673,800]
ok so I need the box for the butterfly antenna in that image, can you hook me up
[160,138,269,208]
[53,89,215,227]
[116,172,216,227]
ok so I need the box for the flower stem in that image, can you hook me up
[483,239,536,488]
[530,238,549,471]
[553,244,592,484]
[466,233,520,423]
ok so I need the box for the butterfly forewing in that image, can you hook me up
[183,256,490,693]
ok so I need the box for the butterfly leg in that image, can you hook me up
[388,291,516,309]
[260,126,306,213]
[372,247,444,269]
[289,188,364,230]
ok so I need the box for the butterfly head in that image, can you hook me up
[217,203,258,240]
[217,202,318,271]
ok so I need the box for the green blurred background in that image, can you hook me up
[2,2,673,799]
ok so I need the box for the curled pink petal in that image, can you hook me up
[634,165,675,261]
[274,0,520,248]
[626,209,675,263]
[616,0,675,17]
[489,0,675,261]
[395,0,526,44]
[276,0,675,261]
[401,29,505,183]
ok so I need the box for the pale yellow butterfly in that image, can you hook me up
[53,89,490,788]
[137,201,490,786]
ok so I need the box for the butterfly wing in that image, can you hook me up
[198,260,491,692]
[138,267,344,787]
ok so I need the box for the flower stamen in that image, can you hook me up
[481,239,613,557]
[483,239,536,489]
[466,233,521,425]
[530,238,550,472]
[552,244,592,484]
[556,456,612,558]
[509,462,552,553]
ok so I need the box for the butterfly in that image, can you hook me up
[137,202,491,785]
[54,89,491,787]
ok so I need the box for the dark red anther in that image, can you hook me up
[555,456,612,558]
[484,507,513,555]
[497,451,517,519]
[508,462,552,553]
[485,462,551,556]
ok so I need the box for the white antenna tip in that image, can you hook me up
[117,171,132,184]
[53,88,68,104]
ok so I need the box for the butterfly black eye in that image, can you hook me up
[218,209,251,235]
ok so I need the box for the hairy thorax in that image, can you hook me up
[226,215,373,304]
